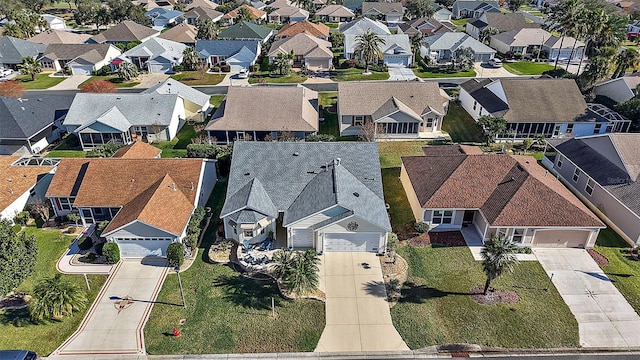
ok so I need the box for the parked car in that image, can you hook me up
[0,350,40,360]
[488,58,503,68]
[237,69,249,79]
[1,68,13,77]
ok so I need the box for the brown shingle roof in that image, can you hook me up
[276,21,330,39]
[112,141,162,159]
[158,23,197,44]
[222,4,266,19]
[186,0,218,10]
[607,133,640,181]
[268,33,332,58]
[29,29,91,45]
[0,157,54,213]
[89,21,159,43]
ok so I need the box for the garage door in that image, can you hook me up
[71,65,94,75]
[148,62,172,74]
[291,228,314,248]
[116,238,173,257]
[476,53,492,62]
[324,232,381,252]
[306,59,328,70]
[532,230,589,248]
[385,57,408,67]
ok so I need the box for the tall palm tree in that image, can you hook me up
[29,274,87,321]
[410,33,423,67]
[182,46,200,71]
[612,48,640,78]
[354,30,385,74]
[565,8,589,71]
[481,234,519,295]
[547,0,583,70]
[479,26,499,45]
[577,8,607,75]
[18,57,42,81]
[117,61,138,81]
[272,249,320,295]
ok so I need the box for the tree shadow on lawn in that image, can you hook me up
[213,273,281,311]
[0,307,58,327]
[398,282,470,304]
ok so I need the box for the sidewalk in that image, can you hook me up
[56,229,113,275]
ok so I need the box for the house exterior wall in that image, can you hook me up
[594,80,635,104]
[545,46,584,61]
[305,57,332,71]
[489,38,511,54]
[465,23,481,39]
[223,215,276,244]
[166,98,185,141]
[400,164,425,222]
[196,159,217,207]
[459,86,485,120]
[1,191,30,223]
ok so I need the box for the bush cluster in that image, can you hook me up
[102,243,120,264]
[306,134,335,142]
[414,222,430,233]
[167,242,184,268]
[14,211,30,226]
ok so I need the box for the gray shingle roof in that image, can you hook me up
[195,39,260,58]
[0,36,46,65]
[221,178,277,218]
[422,32,496,54]
[41,43,116,63]
[338,17,390,35]
[362,1,403,15]
[0,95,75,139]
[123,37,186,62]
[142,78,210,109]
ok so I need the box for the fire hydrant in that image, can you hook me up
[173,327,180,337]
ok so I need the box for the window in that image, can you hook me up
[497,228,507,239]
[556,155,563,169]
[243,229,253,237]
[425,118,434,128]
[566,124,574,133]
[432,210,453,224]
[229,220,237,234]
[572,168,580,183]
[512,228,525,243]
[58,197,75,211]
[594,123,602,134]
[353,116,364,126]
[473,101,477,111]
[585,178,595,195]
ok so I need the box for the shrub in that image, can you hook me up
[14,211,30,226]
[85,252,96,262]
[167,242,184,268]
[306,134,335,142]
[514,246,533,254]
[11,224,22,234]
[341,59,359,68]
[78,237,93,251]
[86,143,125,158]
[414,222,430,233]
[185,233,198,250]
[220,64,231,72]
[99,65,112,75]
[95,241,105,256]
[61,133,80,149]
[173,64,184,72]
[96,221,109,237]
[260,57,270,71]
[103,243,120,264]
[387,232,398,253]
[542,68,575,79]
[186,143,219,158]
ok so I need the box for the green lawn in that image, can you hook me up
[0,227,106,355]
[78,75,140,88]
[451,18,468,27]
[319,92,339,138]
[154,124,198,158]
[16,73,66,89]
[247,72,308,84]
[503,62,554,75]
[378,141,428,169]
[622,40,639,52]
[413,67,476,78]
[330,68,389,82]
[45,150,86,158]
[170,71,226,86]
[391,245,579,349]
[210,95,226,108]
[442,102,484,143]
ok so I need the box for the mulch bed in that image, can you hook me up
[0,293,30,311]
[470,286,520,305]
[408,231,467,247]
[587,249,609,266]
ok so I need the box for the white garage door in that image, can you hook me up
[148,62,172,74]
[71,65,94,75]
[291,228,314,248]
[116,238,173,258]
[533,230,589,248]
[324,232,381,252]
[385,56,409,67]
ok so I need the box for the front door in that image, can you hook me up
[463,210,474,225]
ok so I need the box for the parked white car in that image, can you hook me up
[237,69,249,79]
[488,58,503,68]
[1,68,13,77]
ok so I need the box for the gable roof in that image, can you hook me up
[401,148,604,228]
[269,33,332,58]
[158,23,198,44]
[195,39,260,58]
[29,30,91,45]
[41,43,117,64]
[491,28,552,46]
[145,8,184,20]
[338,17,390,35]
[316,4,355,17]
[218,20,272,40]
[452,0,499,13]
[112,141,162,158]
[276,21,330,39]
[221,178,277,218]
[423,32,496,54]
[0,95,75,140]
[0,36,46,64]
[89,21,159,43]
[0,157,54,213]
[222,4,266,19]
[183,6,224,21]
[342,0,364,10]
[185,0,218,10]
[270,5,309,17]
[544,34,585,48]
[122,37,186,62]
[401,17,456,35]
[480,12,539,32]
[204,85,318,132]
[142,78,210,108]
[362,1,404,15]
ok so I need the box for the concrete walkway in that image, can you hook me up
[535,248,640,349]
[315,252,409,352]
[56,236,113,275]
[48,75,91,90]
[51,259,169,357]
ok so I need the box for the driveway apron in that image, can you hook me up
[315,252,409,352]
[534,248,640,348]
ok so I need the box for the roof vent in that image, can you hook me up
[353,192,359,197]
[293,152,299,156]
[8,189,13,195]
[244,172,250,176]
[7,178,12,182]
[130,178,135,182]
[544,170,548,177]
[335,157,341,166]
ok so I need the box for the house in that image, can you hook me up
[158,23,198,46]
[489,28,581,58]
[400,145,605,248]
[268,33,332,71]
[204,86,318,144]
[134,0,176,11]
[251,0,268,10]
[434,7,453,21]
[397,17,457,37]
[185,0,218,11]
[196,39,260,71]
[344,34,412,66]
[312,0,326,10]
[221,5,266,25]
[421,32,496,62]
[626,20,640,38]
[338,17,390,36]
[543,134,640,246]
[46,155,217,258]
[0,36,46,70]
[112,140,162,158]
[29,29,91,45]
[342,0,365,11]
[337,81,449,138]
[63,93,186,149]
[142,78,212,121]
[315,5,355,23]
[465,12,539,40]
[121,37,186,73]
[40,14,66,30]
[275,21,330,40]
[88,21,160,45]
[362,2,404,25]
[268,6,310,24]
[543,35,585,61]
[593,73,640,103]
[145,8,185,28]
[182,6,223,26]
[221,142,391,253]
[217,20,273,43]
[39,43,121,75]
[0,157,56,223]
[451,0,500,19]
[458,78,632,140]
[0,95,75,155]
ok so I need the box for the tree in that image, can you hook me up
[74,0,99,27]
[116,61,138,81]
[506,0,525,12]
[167,243,184,268]
[29,199,51,223]
[182,46,200,71]
[29,274,87,321]
[546,0,583,70]
[329,32,344,49]
[0,219,38,296]
[196,18,218,40]
[102,242,120,264]
[2,23,24,38]
[272,249,319,295]
[94,7,111,30]
[522,138,533,153]
[615,97,640,131]
[480,234,519,295]
[452,46,475,71]
[0,80,25,97]
[405,0,435,19]
[479,26,499,45]
[237,6,255,21]
[80,79,117,93]
[272,51,294,75]
[67,212,81,227]
[387,232,399,264]
[477,115,507,145]
[354,29,385,74]
[410,33,423,66]
[21,0,53,13]
[357,120,385,141]
[291,0,312,10]
[18,56,42,81]
[612,48,640,78]
[196,61,208,79]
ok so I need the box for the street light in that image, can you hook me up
[176,266,186,308]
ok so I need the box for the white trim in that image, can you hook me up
[284,204,343,227]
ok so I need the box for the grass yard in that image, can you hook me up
[318,92,339,138]
[78,75,140,88]
[503,62,554,75]
[0,227,106,355]
[154,124,199,158]
[442,102,484,143]
[451,18,468,27]
[210,94,226,108]
[413,67,476,78]
[45,150,86,158]
[16,73,66,89]
[330,68,389,82]
[622,40,639,52]
[391,245,579,349]
[247,72,308,84]
[170,71,225,86]
[378,141,428,169]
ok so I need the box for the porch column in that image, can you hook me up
[253,131,257,141]
[225,130,229,144]
[483,222,489,244]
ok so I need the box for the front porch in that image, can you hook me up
[459,226,537,261]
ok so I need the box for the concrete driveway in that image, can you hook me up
[474,62,517,78]
[48,75,91,90]
[52,259,169,356]
[535,248,640,348]
[315,252,409,352]
[388,66,417,81]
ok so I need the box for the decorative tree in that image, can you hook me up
[237,6,255,21]
[410,33,423,67]
[272,51,294,75]
[354,30,385,74]
[357,120,385,142]
[80,79,117,93]
[480,234,519,294]
[182,46,200,71]
[29,274,87,321]
[452,47,475,71]
[116,62,138,81]
[29,199,51,223]
[477,115,507,145]
[67,212,81,227]
[18,56,42,81]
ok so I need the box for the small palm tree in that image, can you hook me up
[272,51,294,75]
[354,30,385,74]
[182,46,200,71]
[117,61,139,81]
[3,23,24,38]
[480,234,519,295]
[612,48,640,78]
[453,47,475,71]
[18,57,42,81]
[29,274,87,321]
[479,26,499,45]
[410,33,423,67]
[272,249,320,295]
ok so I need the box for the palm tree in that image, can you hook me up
[613,48,640,78]
[272,249,320,295]
[410,33,423,67]
[117,61,139,81]
[29,274,87,321]
[3,23,24,38]
[272,51,294,75]
[238,7,255,21]
[453,47,475,71]
[196,18,218,40]
[354,30,385,74]
[182,46,200,71]
[565,8,590,71]
[480,234,519,295]
[546,0,583,70]
[479,26,499,45]
[18,57,42,81]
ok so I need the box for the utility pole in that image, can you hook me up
[176,266,186,308]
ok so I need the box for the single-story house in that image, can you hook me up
[315,5,355,23]
[269,33,332,71]
[459,78,632,140]
[29,29,91,45]
[221,5,266,25]
[121,37,187,73]
[362,2,404,25]
[268,6,309,24]
[142,78,212,120]
[46,153,217,258]
[145,8,185,28]
[0,157,56,223]
[205,85,318,144]
[490,28,583,59]
[338,81,449,138]
[221,142,391,253]
[465,12,539,40]
[401,144,605,248]
[39,43,122,75]
[0,94,75,155]
[342,0,364,11]
[543,134,640,246]
[0,36,46,70]
[217,20,273,43]
[397,17,457,37]
[185,0,218,11]
[88,21,160,44]
[345,33,412,66]
[40,14,66,30]
[543,35,585,61]
[434,7,453,21]
[593,73,640,103]
[63,93,186,149]
[338,17,390,36]
[451,0,500,19]
[183,6,223,26]
[195,39,261,71]
[275,21,330,40]
[421,32,496,63]
[158,23,198,46]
